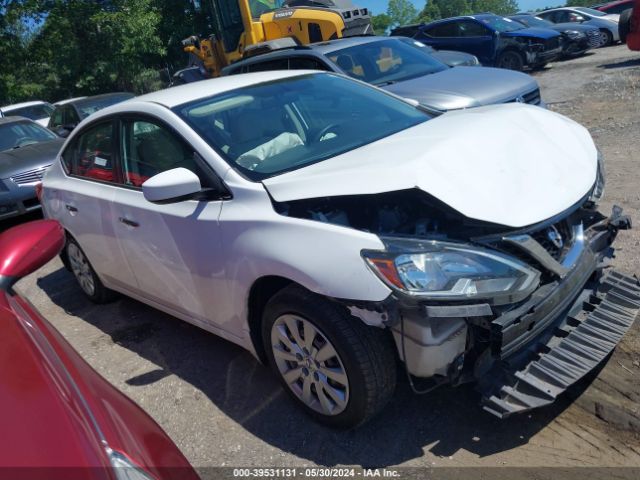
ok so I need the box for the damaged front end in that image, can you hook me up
[275,187,640,418]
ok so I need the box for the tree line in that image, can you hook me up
[1,0,205,104]
[1,0,586,105]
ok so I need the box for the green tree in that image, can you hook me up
[470,0,519,15]
[431,0,471,18]
[416,2,441,23]
[565,1,588,6]
[371,13,393,34]
[387,0,419,27]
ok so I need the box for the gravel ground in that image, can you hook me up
[9,44,640,476]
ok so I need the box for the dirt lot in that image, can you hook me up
[11,44,640,476]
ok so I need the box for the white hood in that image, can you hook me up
[262,104,597,228]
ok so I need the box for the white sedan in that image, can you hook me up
[42,71,639,427]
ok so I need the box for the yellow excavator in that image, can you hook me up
[175,0,373,81]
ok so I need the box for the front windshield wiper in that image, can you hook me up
[375,80,398,87]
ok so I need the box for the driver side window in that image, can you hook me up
[120,119,209,188]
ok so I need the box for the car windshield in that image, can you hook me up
[175,73,430,181]
[326,39,448,86]
[0,120,58,151]
[512,16,554,28]
[3,103,54,121]
[575,7,606,17]
[248,0,286,18]
[479,15,526,32]
[76,93,134,119]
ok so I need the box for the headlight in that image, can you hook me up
[589,150,605,203]
[363,238,540,305]
[467,55,481,66]
[564,30,584,39]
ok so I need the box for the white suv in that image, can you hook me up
[42,71,640,428]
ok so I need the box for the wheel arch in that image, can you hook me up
[247,275,296,363]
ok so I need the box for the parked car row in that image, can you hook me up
[390,7,622,72]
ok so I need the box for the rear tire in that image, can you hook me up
[66,237,117,304]
[262,285,397,429]
[496,50,524,71]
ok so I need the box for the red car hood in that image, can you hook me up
[0,303,108,473]
[0,294,197,479]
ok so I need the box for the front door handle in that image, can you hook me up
[119,217,139,228]
[65,204,78,213]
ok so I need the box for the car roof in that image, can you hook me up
[424,13,501,27]
[0,100,50,111]
[0,116,34,126]
[135,70,314,108]
[54,96,87,106]
[63,92,133,108]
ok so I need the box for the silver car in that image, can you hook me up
[0,117,63,220]
[538,7,621,45]
[222,36,543,111]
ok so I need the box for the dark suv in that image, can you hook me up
[397,13,563,70]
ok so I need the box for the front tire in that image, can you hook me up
[262,285,397,429]
[600,29,614,46]
[66,237,117,303]
[496,50,524,71]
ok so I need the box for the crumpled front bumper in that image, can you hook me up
[382,204,639,418]
[478,269,640,417]
[475,206,640,417]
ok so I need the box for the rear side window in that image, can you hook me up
[50,108,64,128]
[426,22,460,37]
[245,58,289,72]
[289,57,330,70]
[61,122,118,183]
[458,20,490,37]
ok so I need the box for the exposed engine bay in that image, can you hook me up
[273,188,509,240]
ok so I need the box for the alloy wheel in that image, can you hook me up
[67,242,96,296]
[270,314,349,416]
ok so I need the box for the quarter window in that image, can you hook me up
[120,119,209,188]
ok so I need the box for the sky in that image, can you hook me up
[360,0,564,16]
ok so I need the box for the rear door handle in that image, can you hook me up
[65,204,78,213]
[119,217,139,228]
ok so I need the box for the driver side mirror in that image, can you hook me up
[142,167,202,204]
[0,220,65,291]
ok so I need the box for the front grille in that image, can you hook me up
[508,88,541,105]
[531,220,574,261]
[492,219,576,270]
[545,37,560,50]
[586,29,603,48]
[10,165,50,186]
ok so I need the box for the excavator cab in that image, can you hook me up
[182,0,372,79]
